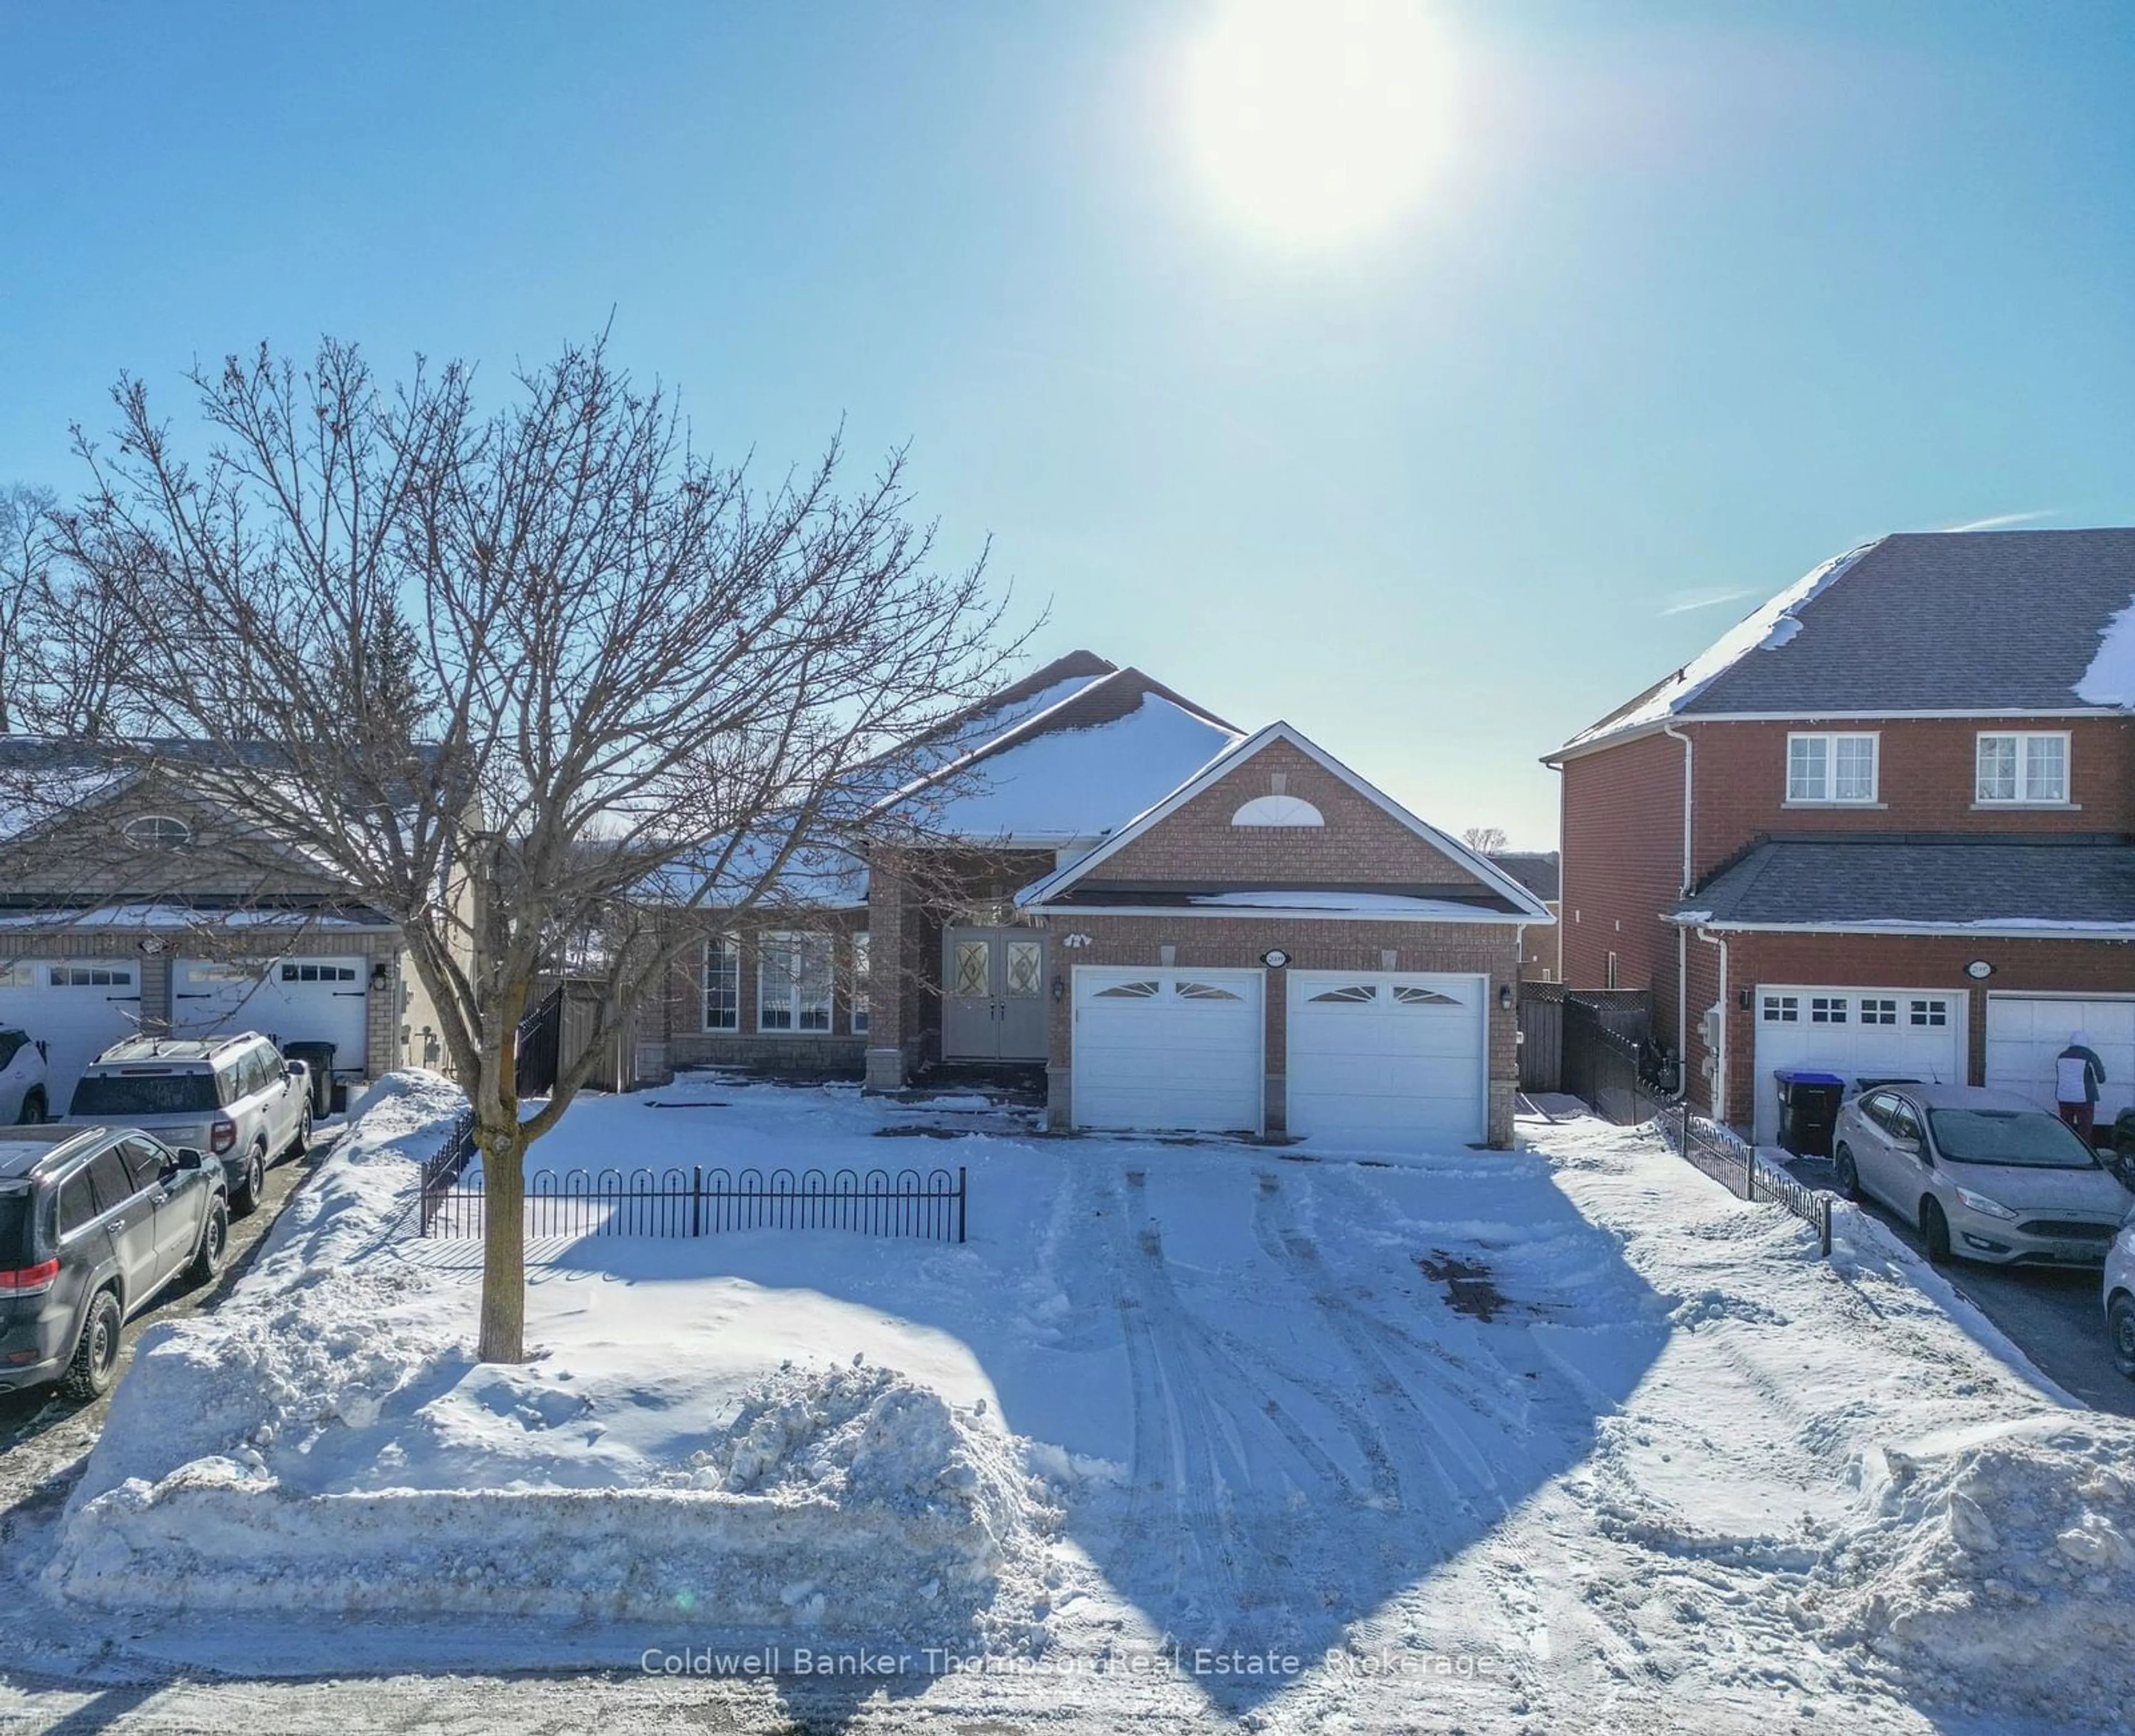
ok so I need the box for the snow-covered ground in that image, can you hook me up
[19,1078,2135,1733]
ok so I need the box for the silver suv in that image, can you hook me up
[64,1034,311,1214]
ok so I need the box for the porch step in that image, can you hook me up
[902,1060,1047,1107]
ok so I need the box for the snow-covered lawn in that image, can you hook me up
[35,1077,2135,1733]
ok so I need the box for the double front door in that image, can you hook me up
[942,927,1048,1061]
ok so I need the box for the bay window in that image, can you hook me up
[758,931,833,1033]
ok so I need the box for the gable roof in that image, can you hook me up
[1017,723,1555,920]
[1669,834,2135,937]
[871,667,1244,845]
[1551,528,2135,761]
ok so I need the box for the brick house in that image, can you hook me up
[650,653,1553,1147]
[1545,528,2135,1143]
[0,741,455,1104]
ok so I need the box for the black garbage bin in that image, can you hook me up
[1774,1068,1846,1158]
[281,1040,336,1118]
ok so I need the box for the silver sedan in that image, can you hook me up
[1831,1083,2135,1267]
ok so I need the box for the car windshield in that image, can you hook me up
[68,1073,221,1117]
[1927,1108,2101,1169]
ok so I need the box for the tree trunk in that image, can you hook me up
[477,1121,528,1363]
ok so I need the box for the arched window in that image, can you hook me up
[1230,793,1324,827]
[122,814,192,851]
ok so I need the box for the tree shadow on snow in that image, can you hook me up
[518,1140,1670,1719]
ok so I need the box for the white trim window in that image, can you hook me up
[703,937,739,1032]
[758,931,832,1034]
[1787,732,1878,803]
[1975,731,2068,804]
[851,932,870,1036]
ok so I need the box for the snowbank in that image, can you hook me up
[1808,1418,2135,1729]
[51,1072,1060,1641]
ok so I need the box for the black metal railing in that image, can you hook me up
[1561,999,1675,1128]
[417,1109,479,1236]
[1660,1099,1833,1258]
[421,1163,967,1244]
[515,989,564,1098]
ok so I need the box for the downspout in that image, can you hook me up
[1662,724,1695,1093]
[1696,926,1728,1127]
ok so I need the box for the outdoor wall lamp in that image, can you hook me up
[1498,984,1513,1011]
[1050,975,1064,1002]
[370,960,392,990]
[1737,987,1754,1010]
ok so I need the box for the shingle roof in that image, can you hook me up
[1490,850,1560,901]
[1670,835,2135,931]
[1555,528,2135,758]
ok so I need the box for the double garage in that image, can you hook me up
[1750,981,2135,1144]
[1069,965,1489,1147]
[0,953,374,1113]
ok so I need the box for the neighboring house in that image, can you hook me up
[649,652,1553,1147]
[0,741,451,1108]
[1545,528,2135,1143]
[1492,851,1562,979]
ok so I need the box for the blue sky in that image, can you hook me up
[2,1,2130,844]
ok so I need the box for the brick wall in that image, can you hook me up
[1686,930,2135,1129]
[1683,715,2135,880]
[1086,739,1493,892]
[1558,730,1687,1040]
[1039,914,1522,1145]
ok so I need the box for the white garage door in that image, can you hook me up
[1073,967,1263,1134]
[1985,995,2135,1122]
[1751,985,1967,1145]
[171,956,370,1073]
[1287,971,1487,1148]
[0,960,146,1109]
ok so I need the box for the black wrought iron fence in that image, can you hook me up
[515,988,564,1098]
[1661,1100,1833,1258]
[421,1163,967,1244]
[417,1110,479,1236]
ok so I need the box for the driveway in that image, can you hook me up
[0,1128,335,1536]
[1776,1149,2135,1416]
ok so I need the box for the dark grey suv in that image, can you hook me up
[0,1126,229,1399]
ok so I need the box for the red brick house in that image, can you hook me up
[651,653,1553,1147]
[1546,528,2135,1144]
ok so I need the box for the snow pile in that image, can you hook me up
[53,1357,1052,1635]
[1808,1417,2135,1727]
[50,1073,1061,1640]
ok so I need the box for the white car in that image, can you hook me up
[2107,1222,2135,1382]
[0,1028,49,1125]
[63,1033,311,1213]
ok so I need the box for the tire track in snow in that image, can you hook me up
[1251,1170,1533,1532]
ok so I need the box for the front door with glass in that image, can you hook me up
[941,927,1049,1060]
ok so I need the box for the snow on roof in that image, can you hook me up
[1556,541,1880,755]
[2076,593,2135,706]
[917,693,1245,842]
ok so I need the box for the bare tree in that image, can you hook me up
[1462,825,1508,855]
[0,483,56,734]
[54,336,1017,1363]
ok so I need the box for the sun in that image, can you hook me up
[1181,0,1457,249]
